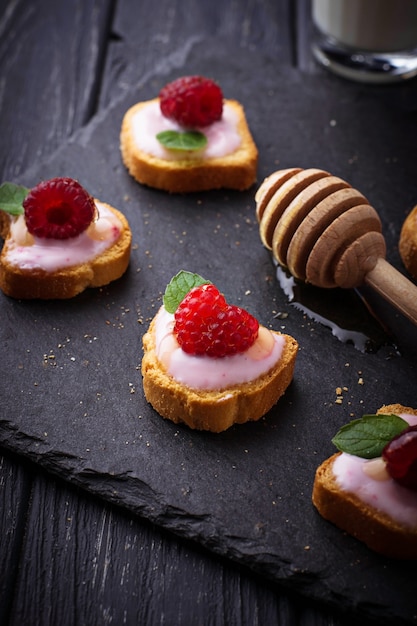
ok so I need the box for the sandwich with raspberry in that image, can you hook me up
[312,404,417,559]
[0,177,132,299]
[399,204,417,281]
[120,75,258,193]
[141,270,298,432]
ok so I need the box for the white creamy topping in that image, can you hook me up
[131,100,242,161]
[333,413,417,528]
[154,306,285,391]
[5,201,122,272]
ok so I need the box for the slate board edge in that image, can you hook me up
[0,419,411,626]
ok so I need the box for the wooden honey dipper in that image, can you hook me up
[255,167,417,326]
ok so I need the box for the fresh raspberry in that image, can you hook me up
[382,425,417,490]
[174,283,259,357]
[159,76,223,128]
[23,177,96,239]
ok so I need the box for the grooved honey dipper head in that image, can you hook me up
[255,168,386,289]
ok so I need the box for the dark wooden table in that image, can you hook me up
[1,2,416,625]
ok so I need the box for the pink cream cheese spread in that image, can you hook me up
[131,100,242,161]
[333,413,417,528]
[154,305,285,391]
[5,201,122,272]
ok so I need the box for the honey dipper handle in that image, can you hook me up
[365,258,417,326]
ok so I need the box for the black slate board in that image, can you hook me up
[2,40,417,625]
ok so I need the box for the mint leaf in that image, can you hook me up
[332,413,409,458]
[163,270,211,314]
[0,182,29,216]
[156,130,207,151]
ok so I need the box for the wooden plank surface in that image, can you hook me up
[0,1,384,625]
[0,0,114,177]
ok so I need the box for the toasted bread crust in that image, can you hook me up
[312,404,417,559]
[0,203,131,299]
[141,315,298,432]
[120,99,258,193]
[399,204,417,281]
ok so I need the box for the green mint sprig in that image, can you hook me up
[332,413,409,459]
[156,130,207,152]
[0,182,30,216]
[163,270,211,313]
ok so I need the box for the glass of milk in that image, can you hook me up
[312,0,417,83]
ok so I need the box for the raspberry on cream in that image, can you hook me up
[154,306,286,391]
[5,201,122,272]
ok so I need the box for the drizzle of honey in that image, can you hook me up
[275,264,398,353]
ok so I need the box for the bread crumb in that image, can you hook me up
[335,386,344,404]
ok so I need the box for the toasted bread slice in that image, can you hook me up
[312,404,417,559]
[120,99,258,193]
[399,204,417,281]
[0,202,131,299]
[141,313,298,433]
